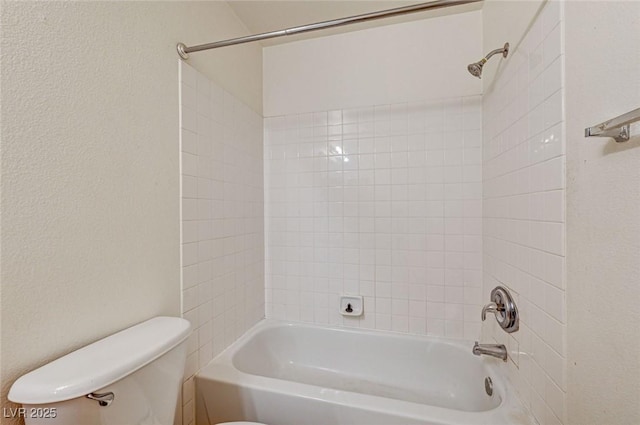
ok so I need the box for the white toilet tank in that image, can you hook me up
[8,316,191,425]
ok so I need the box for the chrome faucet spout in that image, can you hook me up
[472,341,508,362]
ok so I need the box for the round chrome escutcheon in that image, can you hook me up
[485,377,493,396]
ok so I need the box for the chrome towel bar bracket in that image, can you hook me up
[585,107,640,143]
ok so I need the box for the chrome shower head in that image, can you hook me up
[467,42,509,79]
[467,59,486,78]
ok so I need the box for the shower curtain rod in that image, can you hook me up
[177,0,481,60]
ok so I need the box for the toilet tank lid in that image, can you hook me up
[8,316,191,405]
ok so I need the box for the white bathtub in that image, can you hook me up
[196,320,533,425]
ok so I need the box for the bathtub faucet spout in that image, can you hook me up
[472,341,507,362]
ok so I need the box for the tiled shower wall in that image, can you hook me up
[265,97,483,339]
[482,2,566,425]
[179,62,264,425]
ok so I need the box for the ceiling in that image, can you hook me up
[227,1,482,46]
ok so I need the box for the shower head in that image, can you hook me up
[467,42,510,79]
[467,59,487,78]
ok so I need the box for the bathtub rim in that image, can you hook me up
[196,319,534,425]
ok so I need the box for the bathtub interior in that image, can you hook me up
[231,324,501,412]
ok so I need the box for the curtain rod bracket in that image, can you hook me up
[177,43,189,60]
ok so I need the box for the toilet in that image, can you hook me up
[9,316,191,425]
[8,316,268,425]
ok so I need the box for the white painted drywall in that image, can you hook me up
[564,2,640,424]
[481,0,545,91]
[0,2,261,422]
[263,10,482,116]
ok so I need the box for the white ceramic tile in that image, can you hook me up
[543,24,562,68]
[482,2,566,423]
[180,62,197,88]
[179,63,264,415]
[265,96,483,338]
[541,0,561,35]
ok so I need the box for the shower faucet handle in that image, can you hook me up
[481,286,519,333]
[481,302,499,321]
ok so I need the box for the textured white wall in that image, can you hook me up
[564,2,640,424]
[263,10,482,116]
[0,2,261,422]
